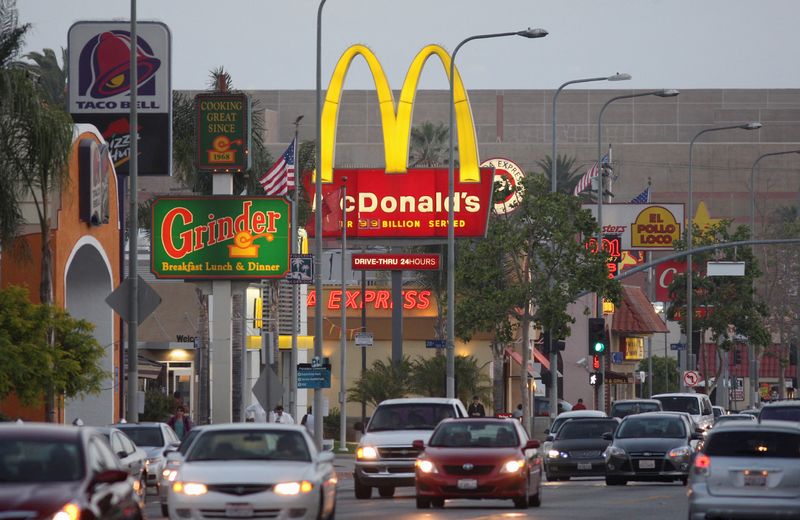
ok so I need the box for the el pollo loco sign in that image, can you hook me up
[305,44,493,239]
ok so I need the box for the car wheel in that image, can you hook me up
[378,486,395,498]
[354,478,372,499]
[605,476,626,486]
[513,479,529,509]
[529,484,542,507]
[415,496,430,509]
[680,476,688,486]
[431,497,445,508]
[160,503,168,517]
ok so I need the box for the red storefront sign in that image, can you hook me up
[303,168,494,239]
[351,254,440,271]
[306,289,432,310]
[656,259,686,301]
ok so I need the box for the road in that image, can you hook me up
[144,456,689,519]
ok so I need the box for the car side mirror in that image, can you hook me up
[412,440,425,451]
[545,435,554,442]
[524,439,540,450]
[602,432,613,441]
[91,469,128,487]
[317,452,334,464]
[116,450,127,459]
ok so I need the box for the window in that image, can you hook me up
[705,431,800,458]
[0,438,84,483]
[655,396,700,415]
[617,417,685,439]
[759,406,800,422]
[187,430,311,462]
[117,426,164,447]
[367,404,456,432]
[557,420,618,440]
[429,421,519,448]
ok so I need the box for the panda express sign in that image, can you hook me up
[305,44,493,239]
[151,197,290,279]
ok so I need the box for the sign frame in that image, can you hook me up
[195,92,252,173]
[583,203,685,251]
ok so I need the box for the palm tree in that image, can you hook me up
[409,121,449,167]
[347,357,412,407]
[409,355,491,405]
[535,154,587,197]
[17,48,67,108]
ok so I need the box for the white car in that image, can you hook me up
[168,423,337,520]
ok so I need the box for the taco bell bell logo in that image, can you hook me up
[78,30,160,98]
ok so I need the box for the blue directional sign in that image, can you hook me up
[426,339,446,349]
[610,351,623,364]
[297,363,331,389]
[670,343,687,351]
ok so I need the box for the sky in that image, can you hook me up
[17,0,800,91]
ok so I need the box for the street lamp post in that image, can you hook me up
[595,89,679,413]
[314,0,329,450]
[748,149,799,406]
[339,177,348,452]
[685,123,762,399]
[446,28,548,403]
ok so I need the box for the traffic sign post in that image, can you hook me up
[297,363,332,389]
[683,370,700,388]
[670,343,687,351]
[425,339,446,349]
[354,332,373,347]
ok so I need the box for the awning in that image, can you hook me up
[612,285,669,335]
[504,347,555,377]
[138,355,164,380]
[605,370,632,384]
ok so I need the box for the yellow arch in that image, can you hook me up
[319,44,480,184]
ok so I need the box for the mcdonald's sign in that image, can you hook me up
[305,44,494,239]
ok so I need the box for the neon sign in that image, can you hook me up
[306,289,432,310]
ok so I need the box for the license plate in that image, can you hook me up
[577,463,592,470]
[225,504,254,518]
[638,459,656,469]
[744,473,767,486]
[457,479,478,490]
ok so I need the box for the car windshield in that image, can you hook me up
[616,417,686,438]
[179,429,202,455]
[655,396,700,415]
[187,430,310,462]
[367,404,455,432]
[117,426,164,447]
[557,420,618,440]
[0,439,84,483]
[429,422,519,448]
[705,431,800,458]
[714,415,755,425]
[759,407,800,422]
[612,402,661,418]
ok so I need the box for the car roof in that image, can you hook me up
[114,422,166,427]
[709,420,800,433]
[439,417,519,425]
[557,410,606,418]
[651,393,707,399]
[194,423,306,432]
[759,400,800,408]
[625,412,686,421]
[0,422,83,441]
[379,398,463,406]
[612,399,661,405]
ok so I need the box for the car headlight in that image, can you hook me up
[605,446,626,457]
[668,446,692,459]
[356,446,378,460]
[162,469,178,482]
[273,481,313,496]
[52,502,80,520]
[500,459,526,473]
[172,482,208,496]
[415,459,437,474]
[547,449,568,459]
[146,457,163,466]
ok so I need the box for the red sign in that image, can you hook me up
[306,289,432,310]
[656,259,686,301]
[303,168,494,239]
[351,254,440,271]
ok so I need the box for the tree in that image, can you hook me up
[456,173,620,433]
[347,357,412,408]
[409,355,492,405]
[409,121,449,167]
[0,286,107,405]
[637,356,679,396]
[17,47,67,108]
[666,219,770,402]
[535,154,585,196]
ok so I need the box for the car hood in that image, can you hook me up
[422,446,522,464]
[550,438,611,452]
[360,429,434,447]
[178,461,312,483]
[612,437,687,453]
[0,482,81,517]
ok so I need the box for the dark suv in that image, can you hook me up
[758,400,800,423]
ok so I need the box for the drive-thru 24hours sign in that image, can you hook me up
[151,197,290,279]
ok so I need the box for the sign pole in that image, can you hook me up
[339,178,348,452]
[290,116,302,421]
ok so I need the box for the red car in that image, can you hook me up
[413,417,542,509]
[0,423,142,520]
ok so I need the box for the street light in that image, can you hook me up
[748,149,799,406]
[594,89,679,414]
[551,73,631,193]
[685,122,762,396]
[447,28,548,402]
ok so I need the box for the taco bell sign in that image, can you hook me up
[68,21,171,176]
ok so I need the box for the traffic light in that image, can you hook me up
[589,372,603,386]
[588,317,607,355]
[592,355,601,370]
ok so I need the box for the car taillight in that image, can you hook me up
[693,453,710,475]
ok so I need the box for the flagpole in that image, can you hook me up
[290,117,303,422]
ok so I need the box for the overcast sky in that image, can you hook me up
[18,0,800,91]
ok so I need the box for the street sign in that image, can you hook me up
[683,370,700,388]
[426,339,446,349]
[354,332,373,347]
[105,275,162,324]
[670,343,687,351]
[286,254,313,284]
[297,363,331,389]
[252,365,284,413]
[610,351,623,364]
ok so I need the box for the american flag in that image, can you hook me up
[573,153,610,196]
[259,138,296,196]
[630,186,650,204]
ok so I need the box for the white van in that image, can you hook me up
[651,392,714,431]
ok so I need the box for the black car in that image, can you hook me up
[0,423,142,520]
[545,418,619,481]
[603,412,702,486]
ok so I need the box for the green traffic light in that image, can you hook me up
[593,342,605,353]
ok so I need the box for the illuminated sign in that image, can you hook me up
[304,168,493,239]
[583,204,684,251]
[351,254,440,270]
[306,289,432,310]
[151,197,290,279]
[78,138,110,226]
[624,337,644,360]
[481,157,525,215]
[195,92,251,172]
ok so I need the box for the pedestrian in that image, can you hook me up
[468,395,486,417]
[167,405,193,441]
[511,403,523,420]
[572,398,587,411]
[245,402,267,423]
[270,405,295,424]
[301,406,314,435]
[172,391,184,413]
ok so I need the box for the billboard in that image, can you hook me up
[583,204,685,251]
[195,93,252,172]
[68,21,171,175]
[151,197,290,279]
[481,157,525,215]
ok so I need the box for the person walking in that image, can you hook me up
[270,405,295,424]
[468,396,486,417]
[572,398,587,411]
[511,403,524,421]
[167,406,193,441]
[301,406,314,435]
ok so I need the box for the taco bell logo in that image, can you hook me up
[78,30,160,98]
